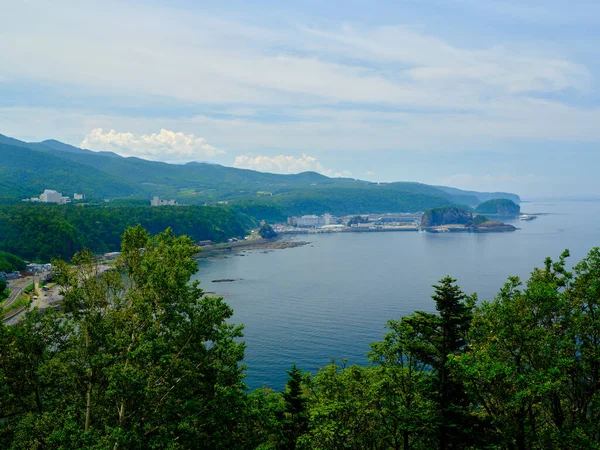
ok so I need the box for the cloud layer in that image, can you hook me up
[81,128,223,162]
[234,154,351,177]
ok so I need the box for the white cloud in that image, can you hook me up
[0,1,599,155]
[365,171,376,176]
[81,128,223,162]
[233,154,351,177]
[0,1,590,111]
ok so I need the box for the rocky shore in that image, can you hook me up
[196,237,310,259]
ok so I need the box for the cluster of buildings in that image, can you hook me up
[287,214,336,227]
[285,213,421,229]
[23,190,85,204]
[1,263,53,282]
[150,196,178,207]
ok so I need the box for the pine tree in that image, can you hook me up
[281,364,308,449]
[403,277,481,449]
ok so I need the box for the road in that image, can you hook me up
[3,264,111,325]
[3,276,35,309]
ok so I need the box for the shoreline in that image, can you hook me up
[196,236,310,259]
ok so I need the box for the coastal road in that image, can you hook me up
[3,265,110,325]
[2,277,34,309]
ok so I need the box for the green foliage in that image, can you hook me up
[281,364,309,449]
[0,142,137,200]
[1,295,31,315]
[469,215,490,226]
[420,206,473,227]
[0,204,246,261]
[1,134,522,220]
[1,226,248,448]
[259,223,277,239]
[454,249,600,448]
[0,251,26,273]
[474,198,520,216]
[300,363,383,449]
[237,187,455,217]
[2,218,600,449]
[23,284,34,294]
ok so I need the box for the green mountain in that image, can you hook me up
[434,185,521,205]
[475,199,521,216]
[0,141,137,199]
[0,133,520,218]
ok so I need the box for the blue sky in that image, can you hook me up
[1,0,599,198]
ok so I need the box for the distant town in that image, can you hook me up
[23,190,178,207]
[277,212,422,233]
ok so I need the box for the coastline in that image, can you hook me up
[196,236,310,259]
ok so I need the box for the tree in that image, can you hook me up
[455,249,600,449]
[401,277,482,449]
[300,363,381,449]
[282,364,309,449]
[369,320,436,449]
[0,226,249,448]
[259,223,277,239]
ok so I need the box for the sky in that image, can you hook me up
[1,0,599,199]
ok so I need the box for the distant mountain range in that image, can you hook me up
[0,133,520,217]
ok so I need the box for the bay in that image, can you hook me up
[192,201,600,390]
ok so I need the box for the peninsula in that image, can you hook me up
[420,206,517,233]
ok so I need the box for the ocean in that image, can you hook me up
[192,201,600,390]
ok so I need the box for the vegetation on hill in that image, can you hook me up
[0,204,247,261]
[0,142,137,199]
[435,185,521,204]
[0,227,599,449]
[475,198,521,216]
[258,223,277,239]
[420,206,473,227]
[468,214,490,226]
[237,187,456,219]
[0,134,521,218]
[0,251,26,273]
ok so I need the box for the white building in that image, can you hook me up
[289,214,336,227]
[39,189,69,204]
[74,193,85,200]
[150,196,178,207]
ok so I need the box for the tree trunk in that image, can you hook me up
[85,382,92,432]
[85,326,92,432]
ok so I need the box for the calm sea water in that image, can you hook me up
[192,201,600,390]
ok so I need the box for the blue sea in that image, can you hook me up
[192,201,600,390]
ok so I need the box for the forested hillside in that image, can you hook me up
[475,198,521,216]
[0,228,598,449]
[0,133,519,217]
[0,204,247,261]
[0,142,137,199]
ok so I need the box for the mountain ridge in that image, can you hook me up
[0,133,521,218]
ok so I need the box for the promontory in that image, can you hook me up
[420,206,516,232]
[474,199,520,216]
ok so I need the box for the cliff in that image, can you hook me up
[420,207,473,227]
[475,199,520,216]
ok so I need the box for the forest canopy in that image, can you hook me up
[1,227,599,449]
[0,204,248,262]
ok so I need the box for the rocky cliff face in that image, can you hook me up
[420,207,473,227]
